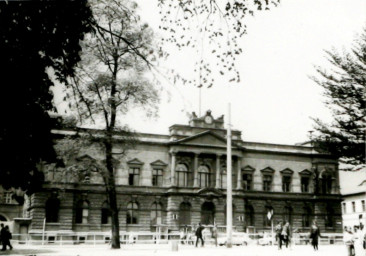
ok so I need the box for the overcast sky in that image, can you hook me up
[52,0,366,192]
[53,0,366,145]
[115,0,366,145]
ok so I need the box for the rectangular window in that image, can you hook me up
[282,176,291,192]
[362,200,365,212]
[301,177,309,193]
[152,169,163,187]
[128,168,140,186]
[242,174,252,190]
[342,203,346,214]
[4,192,12,204]
[263,175,272,191]
[352,201,356,213]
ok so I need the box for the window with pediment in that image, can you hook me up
[261,167,274,192]
[151,160,167,187]
[300,169,312,193]
[176,163,189,187]
[280,168,293,192]
[127,159,143,186]
[242,166,255,191]
[198,165,210,188]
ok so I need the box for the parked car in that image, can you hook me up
[218,232,252,246]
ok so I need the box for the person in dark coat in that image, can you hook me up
[1,225,12,251]
[309,220,321,251]
[0,223,4,246]
[195,223,205,247]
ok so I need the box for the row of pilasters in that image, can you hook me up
[170,151,242,189]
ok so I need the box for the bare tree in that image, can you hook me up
[63,0,160,248]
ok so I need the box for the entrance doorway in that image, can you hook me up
[201,202,215,225]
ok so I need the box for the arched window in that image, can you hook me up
[244,204,255,227]
[75,200,89,224]
[45,197,60,223]
[151,202,162,225]
[101,201,111,224]
[283,205,292,224]
[179,202,191,226]
[176,164,188,187]
[127,202,139,224]
[302,206,312,228]
[325,205,334,228]
[198,165,210,188]
[201,202,215,225]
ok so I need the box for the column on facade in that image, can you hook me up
[236,157,242,189]
[215,154,221,189]
[170,151,176,186]
[193,152,199,187]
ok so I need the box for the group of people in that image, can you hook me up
[0,223,13,251]
[343,224,366,256]
[275,220,322,251]
[275,221,292,250]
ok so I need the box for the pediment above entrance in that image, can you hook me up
[170,130,242,149]
[197,187,223,197]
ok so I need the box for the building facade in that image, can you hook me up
[25,111,343,237]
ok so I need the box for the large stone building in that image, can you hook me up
[25,111,342,238]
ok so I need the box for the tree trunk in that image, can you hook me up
[105,134,121,249]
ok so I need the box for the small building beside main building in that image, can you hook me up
[23,111,343,241]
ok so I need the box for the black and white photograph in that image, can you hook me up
[0,0,365,255]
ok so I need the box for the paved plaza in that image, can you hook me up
[0,243,351,256]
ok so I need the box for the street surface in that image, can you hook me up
[0,243,351,256]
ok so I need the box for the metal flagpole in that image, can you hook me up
[42,217,46,245]
[198,86,202,116]
[226,103,232,248]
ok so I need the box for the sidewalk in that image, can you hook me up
[0,243,349,256]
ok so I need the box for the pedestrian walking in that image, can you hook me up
[309,220,321,251]
[211,224,218,247]
[195,223,205,247]
[281,222,291,248]
[275,221,283,250]
[1,225,12,251]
